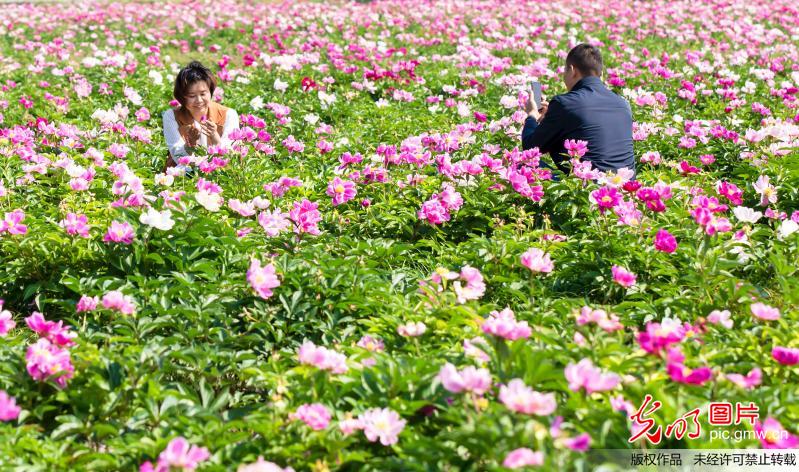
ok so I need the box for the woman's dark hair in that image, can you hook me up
[173,61,217,106]
[566,44,603,77]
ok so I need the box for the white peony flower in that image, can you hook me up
[139,208,175,231]
[195,191,223,212]
[733,206,763,224]
[273,78,288,92]
[778,220,798,240]
[249,96,264,110]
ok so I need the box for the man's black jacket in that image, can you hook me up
[521,76,635,174]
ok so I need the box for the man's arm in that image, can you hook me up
[521,97,565,154]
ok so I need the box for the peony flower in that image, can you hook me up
[59,213,90,238]
[0,390,21,422]
[288,199,322,235]
[481,307,531,340]
[25,338,74,388]
[772,346,799,365]
[666,362,712,385]
[247,259,280,299]
[611,265,636,287]
[237,457,294,472]
[139,208,174,231]
[326,177,357,206]
[653,229,677,253]
[290,403,331,431]
[565,359,620,393]
[397,321,426,337]
[590,187,621,213]
[297,341,348,374]
[257,210,291,237]
[0,300,14,336]
[726,367,761,390]
[101,290,136,315]
[564,139,588,158]
[707,310,733,329]
[732,206,762,224]
[103,220,135,244]
[637,318,686,354]
[357,408,406,446]
[503,448,544,468]
[755,418,799,449]
[753,175,778,207]
[563,433,592,451]
[453,266,485,304]
[437,363,492,395]
[576,306,623,332]
[142,437,210,472]
[25,312,76,347]
[520,248,554,273]
[499,379,557,416]
[751,302,780,321]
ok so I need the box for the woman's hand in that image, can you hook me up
[199,118,221,145]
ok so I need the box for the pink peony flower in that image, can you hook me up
[437,362,492,395]
[481,307,531,340]
[653,229,677,253]
[101,290,136,315]
[257,210,291,237]
[772,346,799,365]
[290,403,331,431]
[326,177,357,206]
[707,310,733,329]
[503,448,544,468]
[565,358,620,394]
[297,341,348,374]
[453,266,485,304]
[237,457,294,472]
[611,265,636,287]
[0,390,21,421]
[357,335,384,353]
[417,198,450,225]
[636,318,686,355]
[288,199,322,235]
[520,248,554,273]
[499,379,557,416]
[397,321,426,337]
[564,139,588,158]
[358,408,406,446]
[0,300,14,336]
[726,367,762,390]
[576,306,623,332]
[751,302,780,321]
[0,209,27,235]
[25,338,74,388]
[59,213,90,238]
[247,259,280,299]
[142,437,210,472]
[103,220,135,244]
[755,418,799,449]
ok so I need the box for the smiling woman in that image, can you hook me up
[161,61,240,171]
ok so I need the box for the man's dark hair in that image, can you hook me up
[173,61,217,106]
[566,44,603,77]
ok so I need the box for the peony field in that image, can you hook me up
[0,0,798,470]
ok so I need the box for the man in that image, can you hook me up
[522,44,635,175]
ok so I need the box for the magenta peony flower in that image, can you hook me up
[653,229,677,253]
[503,448,544,468]
[520,248,554,273]
[726,367,761,390]
[290,403,332,431]
[754,418,799,449]
[772,346,799,365]
[24,312,76,347]
[0,209,27,235]
[103,220,135,244]
[76,295,99,313]
[247,259,280,299]
[565,358,620,394]
[326,177,357,206]
[666,362,712,385]
[499,379,557,416]
[576,306,623,332]
[142,436,210,472]
[0,390,21,422]
[590,187,621,213]
[636,318,686,355]
[481,307,531,340]
[437,363,492,395]
[751,302,780,321]
[417,198,450,225]
[453,265,485,304]
[611,265,636,287]
[563,433,592,451]
[358,407,406,446]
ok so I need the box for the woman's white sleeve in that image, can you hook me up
[220,109,240,148]
[162,109,188,163]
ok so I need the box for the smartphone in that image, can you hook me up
[531,81,542,110]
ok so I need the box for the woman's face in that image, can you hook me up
[184,81,211,112]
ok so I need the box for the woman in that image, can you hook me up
[162,61,239,171]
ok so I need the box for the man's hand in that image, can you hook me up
[200,119,221,145]
[525,95,548,122]
[536,100,549,123]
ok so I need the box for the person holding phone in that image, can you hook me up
[522,44,635,176]
[161,61,240,171]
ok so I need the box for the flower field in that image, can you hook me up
[1,0,799,469]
